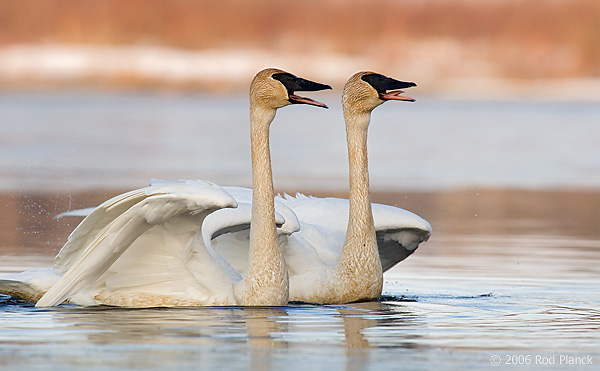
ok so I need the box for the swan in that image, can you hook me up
[35,71,432,305]
[178,72,432,304]
[197,71,432,303]
[285,71,430,303]
[0,68,331,307]
[4,71,430,306]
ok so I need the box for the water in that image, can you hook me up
[1,189,599,370]
[1,91,600,191]
[1,92,599,369]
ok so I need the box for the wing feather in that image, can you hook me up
[278,195,432,272]
[36,181,236,307]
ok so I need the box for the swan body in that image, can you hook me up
[207,193,431,303]
[1,71,430,306]
[206,193,430,273]
[0,69,331,307]
[189,71,431,304]
[277,194,431,273]
[51,190,431,302]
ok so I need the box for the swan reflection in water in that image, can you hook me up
[38,301,421,369]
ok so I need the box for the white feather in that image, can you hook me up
[34,180,238,307]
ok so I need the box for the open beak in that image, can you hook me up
[272,72,332,109]
[381,90,415,102]
[289,93,330,108]
[288,77,332,108]
[361,73,416,103]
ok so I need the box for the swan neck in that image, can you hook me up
[240,104,288,305]
[345,112,374,239]
[249,107,277,244]
[333,109,382,302]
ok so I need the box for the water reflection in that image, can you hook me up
[3,291,598,369]
[1,189,600,369]
[0,301,426,370]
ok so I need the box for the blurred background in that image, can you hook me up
[1,0,599,94]
[2,4,599,366]
[1,0,599,242]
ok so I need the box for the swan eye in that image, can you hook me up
[272,72,298,91]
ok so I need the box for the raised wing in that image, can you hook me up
[53,188,152,274]
[202,187,300,276]
[36,180,237,307]
[278,194,432,271]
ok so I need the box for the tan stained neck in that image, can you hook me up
[335,109,383,302]
[238,104,288,305]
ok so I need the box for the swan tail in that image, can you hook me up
[0,280,45,303]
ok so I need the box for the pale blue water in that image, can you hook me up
[1,235,599,370]
[0,92,599,370]
[1,92,599,191]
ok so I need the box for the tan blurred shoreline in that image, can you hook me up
[2,44,600,100]
[1,0,599,95]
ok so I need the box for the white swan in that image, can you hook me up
[207,72,431,303]
[3,71,430,306]
[0,68,331,307]
[285,71,430,303]
[37,72,432,305]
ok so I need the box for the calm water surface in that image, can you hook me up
[1,189,598,370]
[1,91,600,191]
[0,93,599,370]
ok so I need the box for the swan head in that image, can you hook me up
[342,71,416,114]
[250,68,331,110]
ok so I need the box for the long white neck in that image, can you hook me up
[334,109,383,302]
[238,104,288,305]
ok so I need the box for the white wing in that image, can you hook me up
[278,194,432,271]
[52,187,430,304]
[202,186,300,276]
[207,193,431,301]
[36,180,237,307]
[272,194,430,301]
